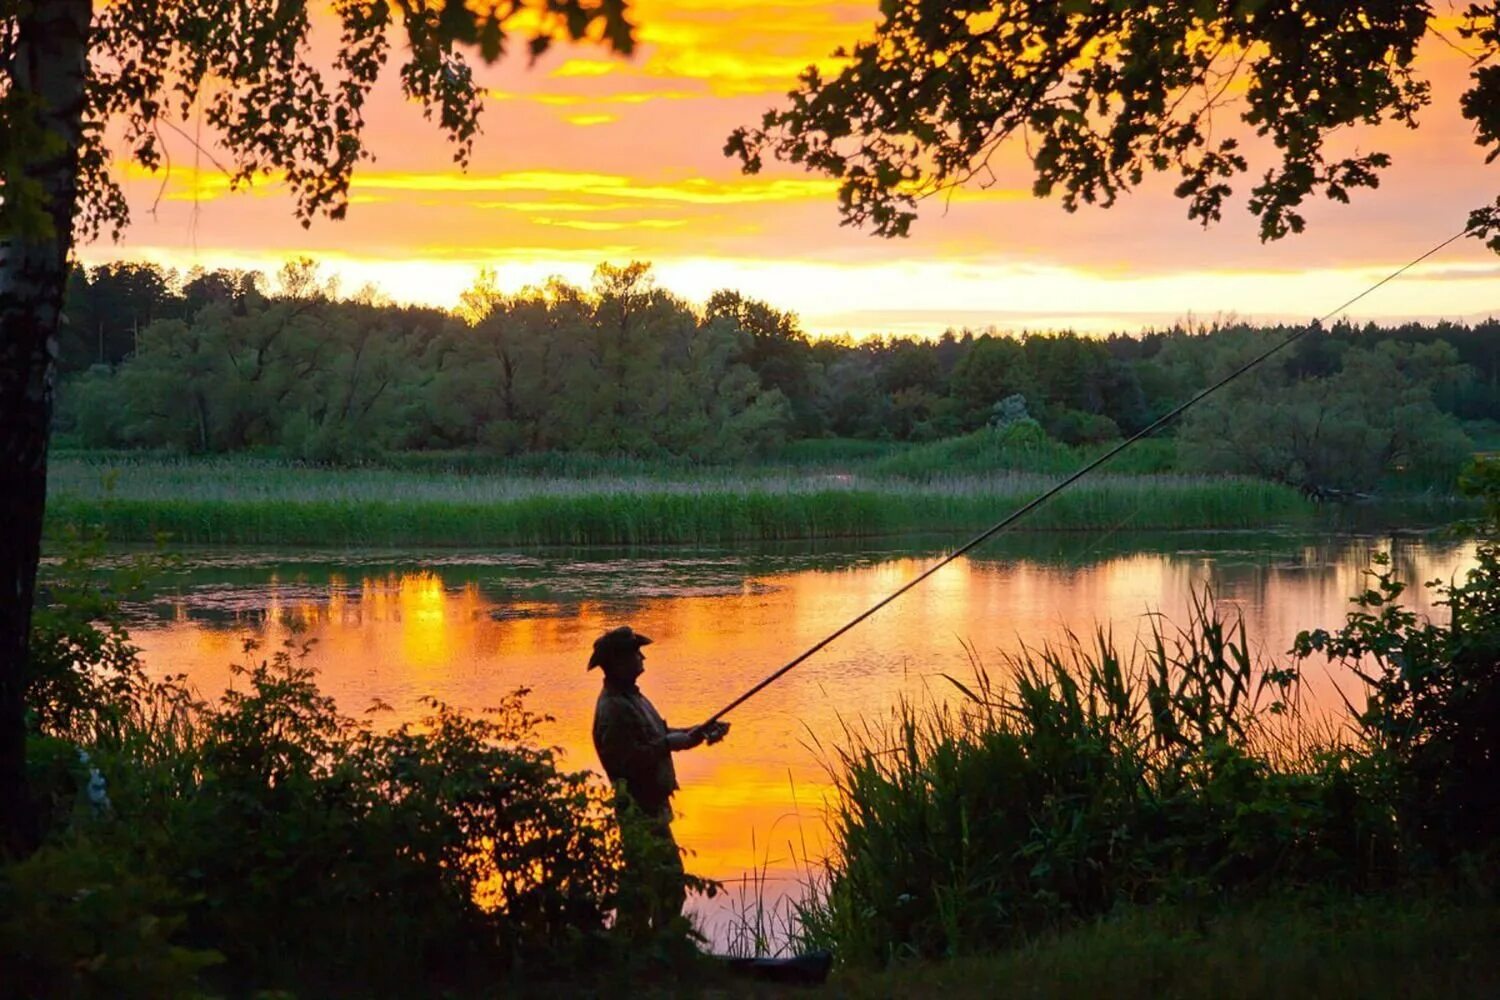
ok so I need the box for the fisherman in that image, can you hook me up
[589,625,729,934]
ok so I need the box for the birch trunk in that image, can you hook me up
[0,0,92,856]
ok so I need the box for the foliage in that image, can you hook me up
[62,263,791,461]
[25,524,174,751]
[831,892,1500,999]
[1177,338,1474,492]
[9,540,701,994]
[1293,552,1500,862]
[870,425,1176,480]
[56,263,1494,492]
[0,839,222,998]
[729,1,1446,244]
[1,0,637,243]
[797,596,1382,965]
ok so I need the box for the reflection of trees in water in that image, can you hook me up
[1198,536,1472,664]
[122,532,1475,643]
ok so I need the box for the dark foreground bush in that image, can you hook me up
[11,649,634,996]
[5,530,697,997]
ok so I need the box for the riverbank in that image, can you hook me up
[817,892,1500,999]
[45,455,1311,545]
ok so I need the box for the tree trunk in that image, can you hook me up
[0,0,92,858]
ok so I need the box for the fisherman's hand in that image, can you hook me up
[699,721,730,745]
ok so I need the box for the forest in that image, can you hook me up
[57,257,1490,493]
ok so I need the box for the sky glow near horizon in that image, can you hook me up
[78,2,1500,338]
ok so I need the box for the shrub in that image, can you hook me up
[12,532,678,995]
[797,596,1399,966]
[0,840,221,998]
[1293,523,1500,861]
[1043,407,1121,446]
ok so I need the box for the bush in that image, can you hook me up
[32,641,634,994]
[1043,407,1121,446]
[11,532,686,995]
[871,422,1069,479]
[797,596,1382,965]
[0,840,221,998]
[1293,477,1500,862]
[140,649,624,993]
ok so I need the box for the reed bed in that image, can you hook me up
[46,456,1310,546]
[793,596,1371,966]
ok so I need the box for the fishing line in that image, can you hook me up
[704,223,1476,727]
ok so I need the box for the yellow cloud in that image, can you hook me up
[640,50,829,94]
[485,87,703,105]
[564,113,618,126]
[532,217,688,231]
[625,0,863,94]
[122,162,842,207]
[471,199,636,212]
[552,58,619,77]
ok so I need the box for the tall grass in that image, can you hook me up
[46,456,1310,546]
[795,595,1380,966]
[832,893,1500,998]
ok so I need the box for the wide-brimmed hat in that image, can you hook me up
[587,625,652,670]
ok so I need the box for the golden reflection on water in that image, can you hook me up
[126,538,1474,942]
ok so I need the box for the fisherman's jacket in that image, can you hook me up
[592,682,679,813]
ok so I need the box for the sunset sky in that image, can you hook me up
[80,2,1500,338]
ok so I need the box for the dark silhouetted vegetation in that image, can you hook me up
[5,528,714,996]
[786,467,1500,972]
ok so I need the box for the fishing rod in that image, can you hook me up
[702,224,1475,729]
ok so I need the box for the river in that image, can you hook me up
[101,528,1474,948]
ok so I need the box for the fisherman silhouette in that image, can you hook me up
[589,625,728,933]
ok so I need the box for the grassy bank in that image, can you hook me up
[45,455,1311,545]
[829,893,1500,999]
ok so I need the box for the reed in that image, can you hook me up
[46,455,1310,545]
[794,595,1378,967]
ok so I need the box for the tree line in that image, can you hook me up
[57,257,1489,490]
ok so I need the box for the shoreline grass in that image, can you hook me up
[45,456,1311,546]
[827,892,1500,999]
